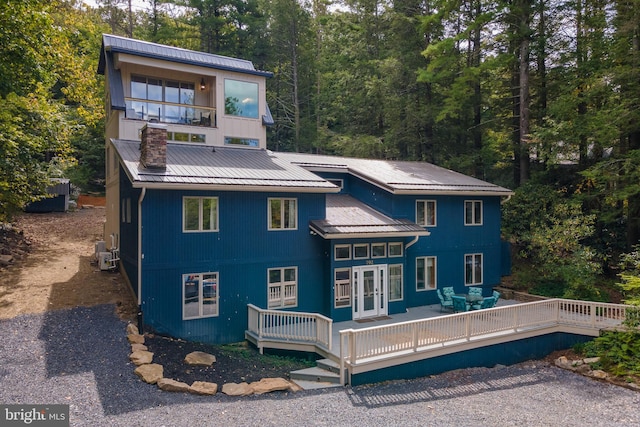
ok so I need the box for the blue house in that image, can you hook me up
[98,35,512,345]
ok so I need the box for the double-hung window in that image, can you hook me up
[268,198,297,230]
[416,200,437,227]
[268,267,297,308]
[464,200,483,225]
[183,197,218,232]
[416,256,437,291]
[183,272,218,319]
[465,253,483,285]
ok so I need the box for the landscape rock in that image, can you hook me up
[554,356,573,370]
[184,351,216,366]
[583,357,600,364]
[221,382,253,396]
[134,364,163,384]
[249,377,295,395]
[157,378,191,393]
[126,323,139,335]
[589,370,608,379]
[131,343,148,352]
[130,350,154,366]
[190,381,218,395]
[0,254,13,266]
[127,333,145,344]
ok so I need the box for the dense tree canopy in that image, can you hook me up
[2,0,640,294]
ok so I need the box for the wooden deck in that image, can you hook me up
[246,299,630,386]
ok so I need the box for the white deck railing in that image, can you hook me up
[247,304,333,351]
[338,299,630,384]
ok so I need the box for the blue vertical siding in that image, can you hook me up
[138,189,329,343]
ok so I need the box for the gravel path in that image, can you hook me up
[1,305,639,427]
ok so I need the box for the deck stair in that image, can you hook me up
[290,358,342,390]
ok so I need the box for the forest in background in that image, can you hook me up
[2,0,640,301]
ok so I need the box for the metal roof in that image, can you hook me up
[310,195,430,239]
[98,34,272,78]
[112,140,337,192]
[275,152,513,196]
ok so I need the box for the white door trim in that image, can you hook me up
[352,264,387,320]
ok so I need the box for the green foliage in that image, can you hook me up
[503,180,604,300]
[579,330,640,377]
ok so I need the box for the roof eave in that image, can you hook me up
[130,181,340,193]
[309,224,431,240]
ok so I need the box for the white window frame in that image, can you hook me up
[389,264,403,302]
[416,256,437,291]
[268,267,298,309]
[334,268,352,308]
[268,198,297,230]
[388,242,404,258]
[464,200,483,226]
[371,243,387,258]
[183,197,219,232]
[182,272,219,320]
[416,200,437,227]
[334,244,351,261]
[465,253,483,286]
[353,243,369,260]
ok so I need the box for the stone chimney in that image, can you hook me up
[140,123,168,169]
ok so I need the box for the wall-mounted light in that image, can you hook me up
[200,78,206,90]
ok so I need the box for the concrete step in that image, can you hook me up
[289,378,343,391]
[290,366,341,385]
[316,358,340,374]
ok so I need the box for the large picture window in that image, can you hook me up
[268,198,297,230]
[465,253,483,285]
[416,256,437,291]
[389,264,403,301]
[334,268,351,308]
[224,79,259,118]
[416,200,437,227]
[183,197,218,232]
[130,75,196,123]
[464,200,483,225]
[268,267,297,308]
[183,272,218,319]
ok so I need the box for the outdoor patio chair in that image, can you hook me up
[472,296,496,310]
[468,287,482,297]
[452,295,470,313]
[442,287,455,301]
[437,289,454,312]
[493,290,501,304]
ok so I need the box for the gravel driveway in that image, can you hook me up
[1,305,639,427]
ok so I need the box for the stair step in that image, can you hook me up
[290,379,343,391]
[316,358,340,374]
[290,366,341,384]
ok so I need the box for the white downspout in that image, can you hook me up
[137,187,146,306]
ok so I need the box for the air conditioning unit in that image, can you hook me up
[95,241,106,260]
[98,251,113,271]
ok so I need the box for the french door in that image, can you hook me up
[352,265,387,320]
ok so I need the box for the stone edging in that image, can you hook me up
[554,356,640,392]
[126,323,302,396]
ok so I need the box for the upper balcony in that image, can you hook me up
[125,98,217,128]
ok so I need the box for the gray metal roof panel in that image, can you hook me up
[112,140,336,190]
[310,194,427,237]
[274,152,513,195]
[100,34,272,77]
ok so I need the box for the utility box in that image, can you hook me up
[98,252,113,270]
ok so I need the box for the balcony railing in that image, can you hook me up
[125,98,216,127]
